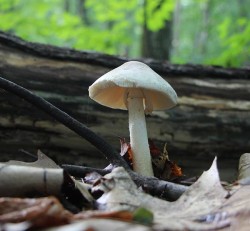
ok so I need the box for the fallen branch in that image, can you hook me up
[131,172,188,201]
[62,164,111,177]
[62,164,188,201]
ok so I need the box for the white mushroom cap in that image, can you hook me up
[89,61,177,111]
[89,61,178,176]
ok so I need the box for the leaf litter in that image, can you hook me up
[0,149,250,230]
[120,138,183,180]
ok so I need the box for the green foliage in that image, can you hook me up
[83,0,138,55]
[208,17,250,67]
[144,0,175,31]
[171,0,250,67]
[0,0,249,67]
[0,0,171,56]
[0,0,81,46]
[0,0,175,58]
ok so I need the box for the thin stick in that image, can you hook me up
[0,76,130,170]
[62,164,111,177]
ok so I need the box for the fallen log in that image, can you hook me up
[0,31,249,180]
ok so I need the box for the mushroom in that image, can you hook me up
[88,61,177,176]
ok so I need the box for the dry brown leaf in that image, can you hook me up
[148,139,161,158]
[74,210,134,222]
[0,197,72,229]
[119,138,133,168]
[152,143,183,180]
[6,150,60,169]
[120,138,183,180]
[93,166,170,212]
[208,185,250,231]
[92,158,235,230]
[170,161,183,177]
[154,158,229,230]
[238,153,250,181]
[1,157,250,230]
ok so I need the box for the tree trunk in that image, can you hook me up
[0,31,249,180]
[141,0,173,60]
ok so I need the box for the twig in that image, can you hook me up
[130,171,188,201]
[62,164,188,201]
[18,149,37,160]
[0,76,130,170]
[62,164,111,177]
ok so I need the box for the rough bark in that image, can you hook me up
[0,31,250,180]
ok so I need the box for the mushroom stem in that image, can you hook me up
[127,88,154,176]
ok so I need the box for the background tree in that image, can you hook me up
[141,0,174,60]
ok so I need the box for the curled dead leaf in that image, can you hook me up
[119,138,133,168]
[119,138,183,180]
[152,142,183,180]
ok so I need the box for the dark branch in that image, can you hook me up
[62,164,111,177]
[130,171,188,201]
[0,76,130,170]
[62,164,188,201]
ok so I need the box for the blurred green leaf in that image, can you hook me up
[133,207,154,226]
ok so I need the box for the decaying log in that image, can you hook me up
[0,31,250,180]
[0,76,130,170]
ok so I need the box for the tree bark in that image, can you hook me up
[0,31,249,180]
[141,0,173,60]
